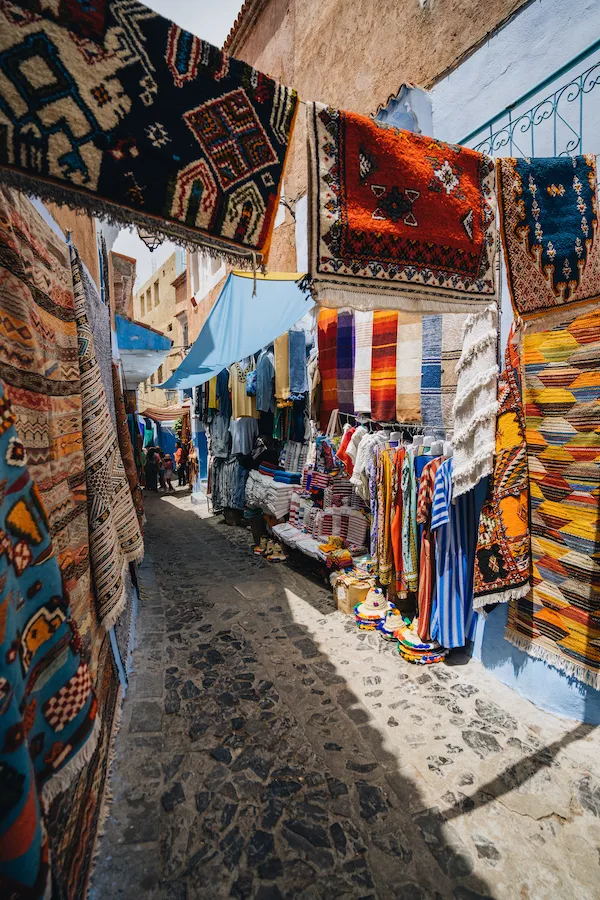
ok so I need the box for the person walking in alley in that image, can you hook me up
[175,440,186,486]
[163,453,175,492]
[145,445,159,492]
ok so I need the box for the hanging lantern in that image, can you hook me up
[138,229,163,252]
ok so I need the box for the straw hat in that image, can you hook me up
[356,587,386,618]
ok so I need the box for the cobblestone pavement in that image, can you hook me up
[91,488,600,900]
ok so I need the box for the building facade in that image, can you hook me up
[134,249,186,409]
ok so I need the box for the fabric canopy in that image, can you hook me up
[116,315,172,389]
[161,271,314,390]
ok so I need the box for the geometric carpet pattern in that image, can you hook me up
[506,308,600,686]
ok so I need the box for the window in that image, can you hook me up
[150,373,155,386]
[210,256,221,276]
[158,365,163,383]
[168,323,173,332]
[183,321,189,348]
[140,294,145,316]
[146,289,151,313]
[154,281,160,307]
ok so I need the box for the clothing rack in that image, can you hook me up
[336,409,450,435]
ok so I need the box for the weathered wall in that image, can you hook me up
[135,254,179,408]
[227,0,532,271]
[189,275,227,345]
[44,202,100,289]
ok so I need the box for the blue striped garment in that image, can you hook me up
[420,315,442,428]
[430,458,487,649]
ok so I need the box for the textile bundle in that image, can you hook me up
[72,248,144,629]
[0,382,98,898]
[317,309,338,429]
[498,155,600,324]
[371,311,398,422]
[451,304,499,498]
[306,102,497,312]
[473,329,531,608]
[506,308,600,688]
[0,0,298,262]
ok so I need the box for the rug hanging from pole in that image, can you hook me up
[0,0,298,263]
[505,308,600,687]
[497,155,600,324]
[306,102,498,312]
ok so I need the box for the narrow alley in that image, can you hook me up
[91,491,600,900]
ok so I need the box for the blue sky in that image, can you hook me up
[112,0,245,289]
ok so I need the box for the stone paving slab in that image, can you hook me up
[90,491,600,900]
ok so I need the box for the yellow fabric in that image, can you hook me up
[208,376,218,410]
[376,447,395,586]
[274,333,290,400]
[229,363,258,419]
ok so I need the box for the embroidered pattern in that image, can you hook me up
[307,102,497,312]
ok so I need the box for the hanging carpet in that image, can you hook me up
[306,101,498,312]
[0,0,298,262]
[0,381,99,900]
[317,308,338,430]
[112,364,144,529]
[497,155,600,324]
[505,308,600,687]
[371,311,398,422]
[71,247,143,630]
[473,327,531,609]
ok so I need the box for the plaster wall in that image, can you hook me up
[429,0,600,724]
[135,253,180,408]
[229,0,532,270]
[44,202,100,290]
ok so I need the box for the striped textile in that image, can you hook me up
[421,315,443,429]
[441,314,465,428]
[430,458,486,649]
[401,449,418,592]
[371,311,398,422]
[416,456,445,640]
[396,313,422,423]
[337,310,355,413]
[317,309,338,429]
[353,310,373,414]
[505,308,600,687]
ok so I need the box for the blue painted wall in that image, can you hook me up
[431,0,600,722]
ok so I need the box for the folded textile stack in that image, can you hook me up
[280,441,309,474]
[272,523,304,546]
[273,470,302,485]
[289,491,302,527]
[395,625,448,665]
[245,470,271,509]
[295,535,323,559]
[303,469,330,491]
[259,462,280,478]
[263,482,295,518]
[324,477,354,508]
[355,587,389,630]
[313,507,368,546]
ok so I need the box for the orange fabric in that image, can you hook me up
[317,309,338,430]
[371,311,398,421]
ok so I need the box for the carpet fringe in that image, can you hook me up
[452,442,496,499]
[101,555,143,631]
[0,167,256,267]
[503,628,600,689]
[522,297,600,334]
[42,713,102,808]
[472,580,531,610]
[312,283,489,315]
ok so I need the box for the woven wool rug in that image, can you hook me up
[353,310,373,415]
[71,247,143,630]
[0,0,298,263]
[498,155,600,324]
[473,328,531,609]
[317,309,338,429]
[371,311,398,422]
[0,382,99,898]
[112,364,144,529]
[395,312,422,423]
[420,313,466,432]
[506,308,600,687]
[336,310,355,413]
[83,264,116,428]
[307,101,497,312]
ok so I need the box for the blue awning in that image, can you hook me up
[160,271,313,390]
[116,315,172,389]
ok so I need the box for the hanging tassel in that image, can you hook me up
[252,251,257,298]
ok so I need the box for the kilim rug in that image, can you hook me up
[353,310,373,415]
[112,364,144,529]
[0,381,99,900]
[420,313,466,432]
[306,101,497,312]
[317,309,338,429]
[82,263,116,428]
[0,1,298,263]
[396,312,422,423]
[71,248,143,629]
[498,155,600,324]
[371,311,398,422]
[505,308,600,687]
[473,327,531,609]
[336,310,355,413]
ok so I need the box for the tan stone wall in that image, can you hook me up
[227,0,531,271]
[189,274,227,345]
[45,202,100,289]
[135,253,180,409]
